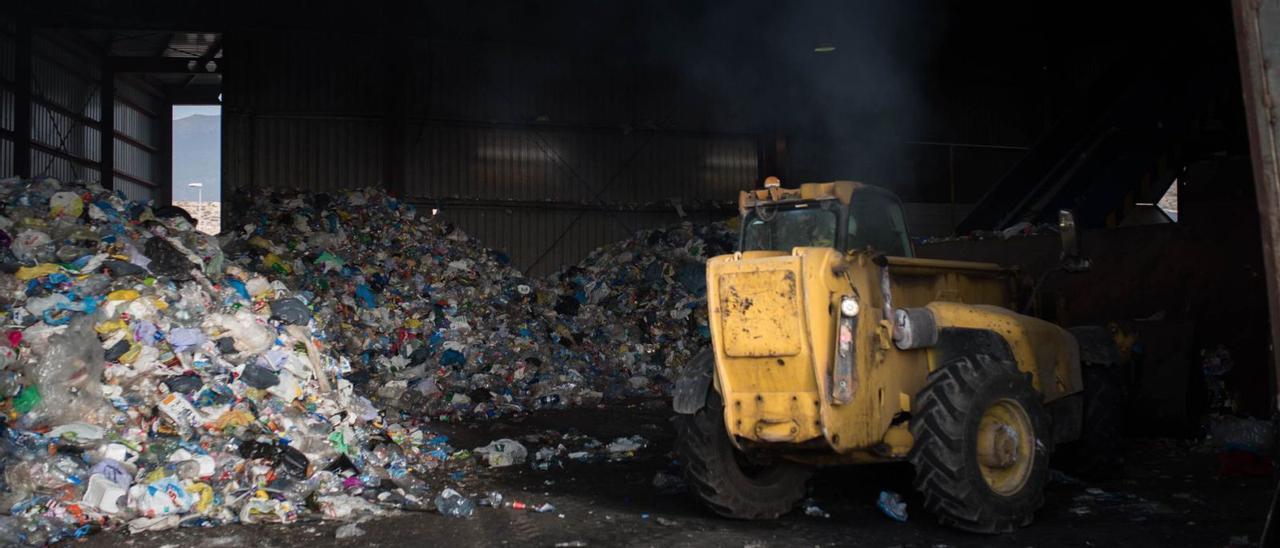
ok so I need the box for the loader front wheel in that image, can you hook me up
[909,353,1052,533]
[674,390,811,519]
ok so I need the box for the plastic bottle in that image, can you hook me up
[168,459,202,480]
[433,488,475,518]
[479,491,504,507]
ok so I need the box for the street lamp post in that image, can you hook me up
[187,182,203,222]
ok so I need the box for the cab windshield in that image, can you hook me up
[741,201,839,251]
[740,191,912,256]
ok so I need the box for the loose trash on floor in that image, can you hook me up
[877,491,908,522]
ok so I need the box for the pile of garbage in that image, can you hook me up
[222,190,737,419]
[221,188,629,420]
[0,177,739,543]
[0,178,453,543]
[543,222,736,398]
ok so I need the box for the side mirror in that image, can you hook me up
[1058,209,1091,273]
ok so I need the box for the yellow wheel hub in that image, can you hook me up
[976,398,1034,496]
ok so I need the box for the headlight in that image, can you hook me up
[840,296,860,317]
[893,307,938,350]
[832,296,859,405]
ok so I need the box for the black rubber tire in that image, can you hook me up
[909,354,1053,533]
[1071,363,1128,478]
[673,390,812,519]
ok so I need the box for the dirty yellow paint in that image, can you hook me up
[706,182,1082,464]
[923,301,1082,402]
[718,269,803,357]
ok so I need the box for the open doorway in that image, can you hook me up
[172,105,221,234]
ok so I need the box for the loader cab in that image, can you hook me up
[739,183,913,257]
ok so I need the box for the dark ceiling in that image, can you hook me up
[4,1,1244,149]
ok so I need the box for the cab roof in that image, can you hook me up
[738,181,898,217]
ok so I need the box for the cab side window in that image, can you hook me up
[846,194,911,256]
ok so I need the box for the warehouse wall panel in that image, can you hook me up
[0,27,13,83]
[30,39,99,120]
[248,116,383,192]
[115,139,153,183]
[224,32,383,115]
[0,21,11,178]
[903,202,975,239]
[0,89,11,132]
[115,101,156,149]
[107,76,166,201]
[0,28,163,198]
[0,139,11,175]
[403,123,755,204]
[225,30,758,274]
[413,39,751,133]
[114,178,153,203]
[25,32,103,185]
[222,112,251,196]
[32,149,98,185]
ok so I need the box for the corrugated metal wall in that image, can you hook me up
[0,22,165,202]
[403,125,755,203]
[224,31,759,276]
[29,32,101,185]
[222,32,386,194]
[0,22,13,174]
[247,116,383,191]
[113,76,165,201]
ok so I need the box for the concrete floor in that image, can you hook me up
[87,401,1269,547]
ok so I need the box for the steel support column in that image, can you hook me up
[99,55,114,190]
[13,23,31,178]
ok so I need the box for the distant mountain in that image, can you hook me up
[172,114,220,201]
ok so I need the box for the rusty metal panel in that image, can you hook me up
[250,116,383,192]
[1234,0,1280,405]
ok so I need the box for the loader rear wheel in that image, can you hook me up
[909,353,1052,533]
[674,390,811,519]
[1077,363,1128,477]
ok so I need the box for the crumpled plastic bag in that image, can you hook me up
[202,311,274,358]
[474,439,528,467]
[18,315,114,428]
[11,229,52,262]
[1210,415,1276,454]
[48,191,84,219]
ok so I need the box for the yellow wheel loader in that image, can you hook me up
[672,179,1100,533]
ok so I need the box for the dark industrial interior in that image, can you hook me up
[0,1,1277,546]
